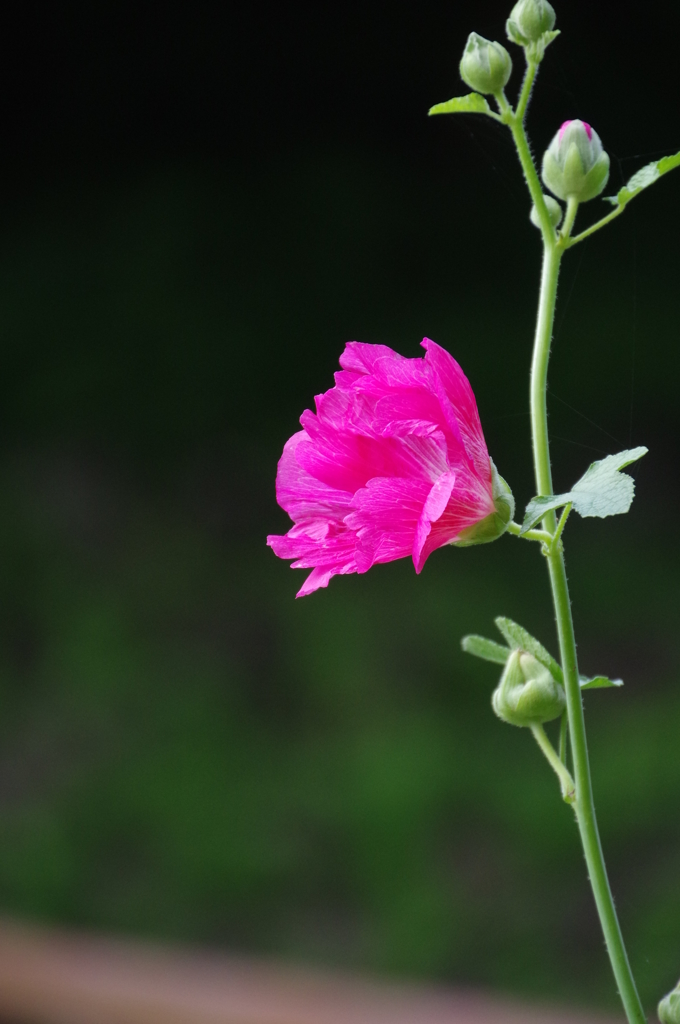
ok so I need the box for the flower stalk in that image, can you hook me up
[512,110,647,1024]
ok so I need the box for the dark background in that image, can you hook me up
[0,0,678,1015]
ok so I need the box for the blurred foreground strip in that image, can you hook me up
[0,918,622,1024]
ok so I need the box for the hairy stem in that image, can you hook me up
[566,204,626,247]
[527,156,646,1024]
[559,197,579,242]
[531,724,575,802]
[550,502,572,552]
[558,712,568,766]
[496,84,556,246]
[515,60,537,123]
[506,520,552,544]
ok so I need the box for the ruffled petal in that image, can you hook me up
[296,563,355,598]
[416,488,495,569]
[274,430,354,522]
[412,471,457,573]
[297,381,450,494]
[339,341,407,376]
[422,337,491,484]
[345,477,431,573]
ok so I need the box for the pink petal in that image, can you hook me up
[422,338,491,485]
[274,430,354,522]
[339,341,407,376]
[296,562,356,598]
[296,567,334,597]
[412,471,457,573]
[345,477,431,573]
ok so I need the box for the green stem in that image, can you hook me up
[531,242,560,510]
[559,197,579,242]
[550,502,572,552]
[527,179,646,1024]
[506,520,552,544]
[515,60,538,123]
[508,110,555,245]
[566,203,626,248]
[558,712,568,766]
[531,724,575,802]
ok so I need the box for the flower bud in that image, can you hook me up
[542,120,610,203]
[454,461,514,547]
[530,195,563,229]
[659,982,680,1024]
[492,650,566,728]
[459,33,513,96]
[506,0,556,45]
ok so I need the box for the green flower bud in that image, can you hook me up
[459,33,513,96]
[530,195,563,229]
[507,0,556,45]
[492,649,566,727]
[542,120,610,203]
[659,981,680,1024]
[454,461,515,547]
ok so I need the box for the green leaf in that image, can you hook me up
[580,674,623,690]
[428,94,493,117]
[494,617,563,683]
[461,635,510,665]
[521,447,648,533]
[604,150,680,207]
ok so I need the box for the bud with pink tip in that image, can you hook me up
[542,120,610,203]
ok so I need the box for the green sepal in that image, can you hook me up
[580,674,623,690]
[461,635,510,664]
[465,621,622,692]
[604,150,680,207]
[428,94,493,117]
[494,616,563,683]
[526,28,560,62]
[453,462,514,547]
[521,447,647,534]
[540,29,560,48]
[492,649,566,727]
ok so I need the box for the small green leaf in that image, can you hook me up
[522,447,648,533]
[604,150,680,207]
[461,635,510,664]
[428,94,493,117]
[494,617,563,683]
[571,447,647,514]
[580,674,624,690]
[521,494,567,531]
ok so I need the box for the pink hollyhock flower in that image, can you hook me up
[267,338,513,597]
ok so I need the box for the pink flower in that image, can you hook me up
[267,338,512,597]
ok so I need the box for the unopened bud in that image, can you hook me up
[460,33,513,96]
[454,462,514,547]
[492,650,566,727]
[659,981,680,1024]
[530,195,563,229]
[507,0,556,45]
[542,120,610,203]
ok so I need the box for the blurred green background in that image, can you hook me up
[0,0,678,1016]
